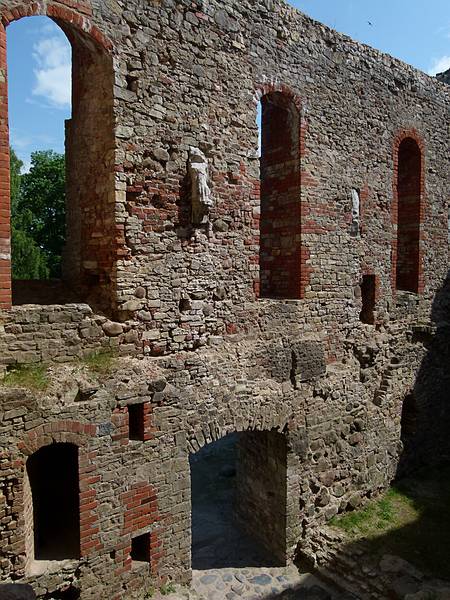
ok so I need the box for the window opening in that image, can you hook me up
[259,92,302,299]
[360,274,376,324]
[3,15,115,311]
[128,403,145,442]
[131,533,151,564]
[396,137,422,293]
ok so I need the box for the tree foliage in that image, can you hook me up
[10,149,65,280]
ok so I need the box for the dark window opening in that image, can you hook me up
[131,533,151,563]
[129,403,145,442]
[259,92,302,300]
[360,274,376,324]
[396,137,422,293]
[6,16,115,311]
[27,443,80,561]
[401,393,418,443]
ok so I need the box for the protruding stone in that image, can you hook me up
[102,321,124,336]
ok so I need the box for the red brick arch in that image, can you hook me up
[18,420,102,558]
[1,2,112,50]
[391,129,426,295]
[0,1,112,310]
[18,420,97,456]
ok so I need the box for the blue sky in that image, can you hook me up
[7,2,450,171]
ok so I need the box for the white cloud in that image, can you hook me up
[20,157,32,174]
[32,36,71,108]
[428,55,450,76]
[11,133,32,150]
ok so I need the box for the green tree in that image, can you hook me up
[10,147,22,212]
[12,149,66,279]
[10,148,50,280]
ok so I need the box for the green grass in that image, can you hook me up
[330,487,415,536]
[160,582,176,596]
[329,466,450,580]
[2,363,49,391]
[81,350,117,375]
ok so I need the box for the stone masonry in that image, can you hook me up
[0,0,449,598]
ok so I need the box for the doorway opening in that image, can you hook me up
[25,443,80,563]
[190,431,288,570]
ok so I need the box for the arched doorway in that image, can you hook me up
[25,443,80,564]
[190,430,288,570]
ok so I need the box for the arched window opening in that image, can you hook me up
[401,393,418,443]
[396,137,422,294]
[26,443,80,563]
[190,430,287,570]
[259,92,302,299]
[3,15,115,311]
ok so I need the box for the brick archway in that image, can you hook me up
[0,2,112,50]
[189,428,298,571]
[17,420,102,565]
[0,2,115,311]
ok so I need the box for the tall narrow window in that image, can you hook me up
[2,15,115,312]
[396,137,422,293]
[259,92,301,299]
[26,443,80,561]
[401,393,418,443]
[360,274,376,324]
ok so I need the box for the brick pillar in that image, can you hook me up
[0,23,11,309]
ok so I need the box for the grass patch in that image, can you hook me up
[81,350,117,375]
[330,487,415,537]
[160,583,176,596]
[2,363,49,391]
[329,466,450,580]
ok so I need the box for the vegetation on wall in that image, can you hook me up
[10,147,65,280]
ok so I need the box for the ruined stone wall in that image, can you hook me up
[1,319,445,598]
[0,305,134,372]
[0,0,449,598]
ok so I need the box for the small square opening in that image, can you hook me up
[128,403,145,442]
[131,532,151,564]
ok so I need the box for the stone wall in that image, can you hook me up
[0,305,134,372]
[0,0,449,598]
[236,431,288,563]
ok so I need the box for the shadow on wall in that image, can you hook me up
[0,583,36,599]
[284,274,450,599]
